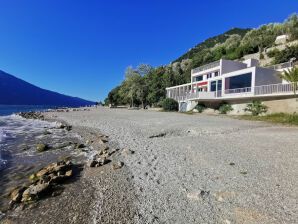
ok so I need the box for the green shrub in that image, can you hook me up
[267,48,280,58]
[274,45,298,64]
[162,98,179,111]
[195,104,206,113]
[219,104,233,114]
[259,53,264,59]
[245,101,268,116]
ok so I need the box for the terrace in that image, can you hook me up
[168,82,296,102]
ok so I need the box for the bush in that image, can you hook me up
[267,48,280,58]
[218,103,233,114]
[245,101,268,116]
[274,45,298,64]
[162,98,179,111]
[195,104,206,113]
[259,53,264,59]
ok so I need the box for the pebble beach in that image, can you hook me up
[1,107,298,224]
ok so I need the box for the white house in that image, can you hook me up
[166,59,294,111]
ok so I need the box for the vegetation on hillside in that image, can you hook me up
[105,14,298,107]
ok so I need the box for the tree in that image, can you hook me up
[276,67,298,97]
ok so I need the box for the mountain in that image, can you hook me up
[0,70,95,107]
[173,28,251,62]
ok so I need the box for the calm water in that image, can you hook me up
[0,105,57,116]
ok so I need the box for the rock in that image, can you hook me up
[101,145,109,151]
[21,183,50,202]
[98,139,108,144]
[99,153,109,158]
[64,125,72,131]
[95,133,108,138]
[55,142,72,149]
[11,187,26,202]
[19,145,30,151]
[36,169,48,178]
[88,160,97,167]
[85,140,93,145]
[36,143,48,152]
[56,123,65,129]
[43,130,51,135]
[65,170,72,177]
[112,162,124,170]
[50,175,67,183]
[40,175,51,183]
[121,149,134,155]
[73,143,84,149]
[97,158,109,165]
[111,148,119,153]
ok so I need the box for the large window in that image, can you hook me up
[195,76,203,82]
[225,73,252,91]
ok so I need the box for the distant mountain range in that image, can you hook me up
[0,70,94,107]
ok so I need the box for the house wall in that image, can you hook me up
[254,67,282,86]
[221,59,248,75]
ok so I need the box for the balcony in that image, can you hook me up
[191,60,220,75]
[167,82,296,102]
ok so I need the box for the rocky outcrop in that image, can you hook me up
[9,159,74,204]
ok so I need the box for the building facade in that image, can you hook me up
[166,59,294,111]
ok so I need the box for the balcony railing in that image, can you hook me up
[167,82,296,102]
[191,60,220,74]
[266,61,293,70]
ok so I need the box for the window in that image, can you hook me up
[207,73,212,79]
[211,81,216,91]
[210,80,222,92]
[225,73,252,91]
[214,71,219,77]
[195,76,203,82]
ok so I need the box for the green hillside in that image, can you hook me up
[105,13,298,107]
[174,28,251,63]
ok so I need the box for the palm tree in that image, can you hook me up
[276,67,298,97]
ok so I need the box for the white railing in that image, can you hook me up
[266,61,293,70]
[254,82,294,95]
[168,82,296,102]
[225,87,251,94]
[191,60,220,74]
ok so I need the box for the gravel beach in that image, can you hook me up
[3,107,298,224]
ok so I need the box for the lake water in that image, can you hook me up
[0,105,57,116]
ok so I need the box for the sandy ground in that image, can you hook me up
[3,107,298,224]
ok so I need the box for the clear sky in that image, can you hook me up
[0,0,296,102]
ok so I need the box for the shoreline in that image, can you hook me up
[2,107,298,223]
[1,111,136,223]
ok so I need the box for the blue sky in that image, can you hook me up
[0,0,296,102]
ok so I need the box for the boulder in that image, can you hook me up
[11,187,26,202]
[21,183,50,202]
[36,143,48,152]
